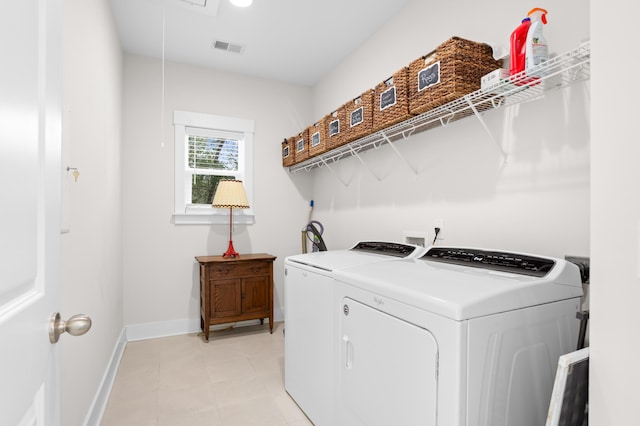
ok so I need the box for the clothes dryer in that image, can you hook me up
[333,246,583,426]
[284,241,426,425]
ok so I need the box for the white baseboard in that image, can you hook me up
[83,328,127,426]
[126,318,201,341]
[126,308,285,341]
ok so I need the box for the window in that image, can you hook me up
[173,110,254,225]
[187,128,240,204]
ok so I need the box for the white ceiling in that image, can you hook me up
[109,0,410,86]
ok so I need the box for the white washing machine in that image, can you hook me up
[333,246,584,426]
[284,241,427,425]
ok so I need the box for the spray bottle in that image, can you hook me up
[525,7,549,77]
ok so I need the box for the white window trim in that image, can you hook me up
[173,110,255,225]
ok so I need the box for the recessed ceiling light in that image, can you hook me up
[229,0,252,7]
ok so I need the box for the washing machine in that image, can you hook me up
[333,246,584,426]
[284,241,427,425]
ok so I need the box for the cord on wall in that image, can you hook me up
[432,227,441,245]
[160,7,166,148]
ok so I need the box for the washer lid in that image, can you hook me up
[334,247,583,321]
[285,241,425,272]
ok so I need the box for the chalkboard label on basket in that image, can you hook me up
[296,139,305,152]
[329,119,340,136]
[351,107,364,127]
[283,145,290,158]
[380,86,397,111]
[311,131,320,147]
[418,61,441,92]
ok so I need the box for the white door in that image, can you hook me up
[0,0,64,424]
[339,297,438,426]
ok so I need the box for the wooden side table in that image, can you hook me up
[195,253,276,342]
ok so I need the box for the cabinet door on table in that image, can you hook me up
[213,279,242,318]
[242,275,270,314]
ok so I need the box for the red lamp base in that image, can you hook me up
[222,240,240,258]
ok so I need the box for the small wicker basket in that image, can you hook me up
[325,107,347,150]
[373,67,413,132]
[307,118,327,157]
[343,90,374,143]
[408,36,502,115]
[293,128,310,164]
[281,136,295,167]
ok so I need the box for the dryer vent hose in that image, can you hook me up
[301,221,327,253]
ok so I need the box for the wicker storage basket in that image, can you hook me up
[293,128,310,164]
[325,107,348,150]
[343,90,374,143]
[307,118,327,157]
[373,67,413,132]
[282,136,295,167]
[408,36,502,115]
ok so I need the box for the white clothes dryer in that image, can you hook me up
[333,246,584,426]
[284,241,427,425]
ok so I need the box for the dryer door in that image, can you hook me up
[339,297,438,426]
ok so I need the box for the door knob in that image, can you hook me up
[49,312,92,343]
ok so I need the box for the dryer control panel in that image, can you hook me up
[422,247,555,277]
[351,241,419,257]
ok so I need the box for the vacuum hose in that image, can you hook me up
[301,220,327,253]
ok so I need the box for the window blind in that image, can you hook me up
[186,126,240,172]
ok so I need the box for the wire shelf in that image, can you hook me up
[289,42,590,174]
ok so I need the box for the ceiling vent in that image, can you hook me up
[212,40,245,54]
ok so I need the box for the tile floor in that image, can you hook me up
[101,322,312,426]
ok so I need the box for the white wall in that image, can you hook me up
[590,1,640,424]
[121,56,313,329]
[61,0,123,425]
[305,0,590,260]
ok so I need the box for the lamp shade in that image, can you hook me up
[212,179,250,209]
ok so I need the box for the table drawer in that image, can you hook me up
[208,261,269,278]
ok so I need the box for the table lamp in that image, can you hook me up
[211,179,250,258]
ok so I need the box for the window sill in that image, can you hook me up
[172,212,255,225]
